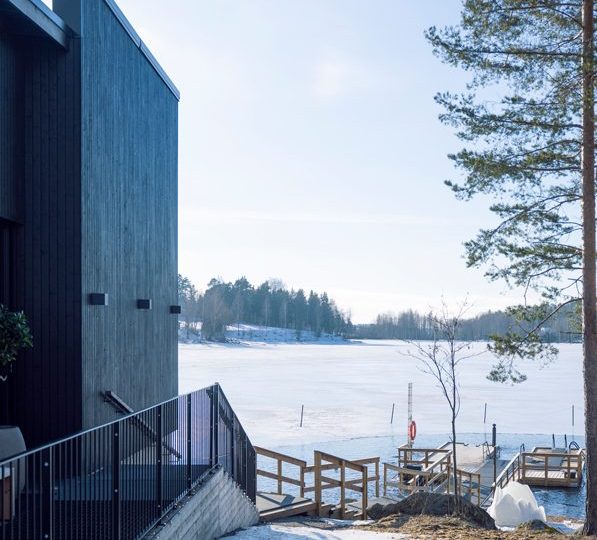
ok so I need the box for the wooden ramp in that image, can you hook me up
[470,458,510,506]
[256,492,317,521]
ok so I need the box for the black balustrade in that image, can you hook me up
[0,384,255,540]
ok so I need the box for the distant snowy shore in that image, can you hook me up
[178,323,350,345]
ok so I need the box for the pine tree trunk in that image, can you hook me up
[582,0,597,533]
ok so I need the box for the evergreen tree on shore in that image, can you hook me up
[178,276,352,338]
[426,1,597,529]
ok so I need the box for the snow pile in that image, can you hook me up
[488,482,546,528]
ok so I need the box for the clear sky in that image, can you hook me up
[47,0,530,323]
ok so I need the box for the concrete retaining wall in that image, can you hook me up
[145,467,259,540]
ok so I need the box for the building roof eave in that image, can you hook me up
[1,0,70,49]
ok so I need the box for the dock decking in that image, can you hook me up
[495,446,585,490]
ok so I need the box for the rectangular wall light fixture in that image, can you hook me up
[137,299,152,310]
[89,293,108,306]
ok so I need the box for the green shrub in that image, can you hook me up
[0,305,33,381]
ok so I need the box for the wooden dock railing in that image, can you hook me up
[493,452,522,490]
[312,451,379,519]
[255,447,380,518]
[384,448,451,496]
[254,446,308,497]
[398,445,450,469]
[446,464,482,506]
[520,448,584,487]
[385,446,482,506]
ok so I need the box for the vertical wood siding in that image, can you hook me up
[0,35,23,222]
[0,0,178,446]
[80,0,178,429]
[5,36,83,448]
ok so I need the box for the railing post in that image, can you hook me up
[314,451,322,515]
[446,463,450,495]
[41,447,53,540]
[362,466,368,519]
[231,416,236,480]
[277,459,282,494]
[210,385,219,467]
[339,460,345,519]
[156,405,163,518]
[112,422,121,540]
[187,394,192,490]
[375,460,379,497]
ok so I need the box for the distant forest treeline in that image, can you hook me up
[178,275,354,341]
[353,306,581,342]
[178,275,581,343]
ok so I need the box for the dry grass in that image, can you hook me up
[365,515,592,539]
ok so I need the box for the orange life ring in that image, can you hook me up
[409,420,417,441]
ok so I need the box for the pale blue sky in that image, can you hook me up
[48,0,529,322]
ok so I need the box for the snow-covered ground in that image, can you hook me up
[179,340,584,448]
[179,323,348,345]
[222,523,406,539]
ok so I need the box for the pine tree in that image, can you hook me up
[427,1,596,529]
[308,291,321,336]
[293,289,308,337]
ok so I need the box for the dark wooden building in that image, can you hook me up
[0,0,179,448]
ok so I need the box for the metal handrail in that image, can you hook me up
[0,383,255,540]
[492,452,521,491]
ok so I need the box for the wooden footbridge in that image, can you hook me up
[254,441,585,522]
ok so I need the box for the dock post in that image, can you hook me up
[300,405,304,427]
[390,403,395,424]
[314,451,322,515]
[492,424,497,485]
[407,383,413,447]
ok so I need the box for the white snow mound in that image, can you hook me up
[488,482,546,528]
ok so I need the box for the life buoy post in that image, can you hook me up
[409,420,417,444]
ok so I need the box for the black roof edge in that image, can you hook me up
[104,0,180,101]
[5,0,70,49]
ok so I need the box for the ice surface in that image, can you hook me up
[488,482,546,528]
[179,340,584,447]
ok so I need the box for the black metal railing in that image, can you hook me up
[0,383,255,540]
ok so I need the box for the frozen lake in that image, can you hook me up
[179,340,584,448]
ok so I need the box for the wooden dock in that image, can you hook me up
[494,446,585,490]
[253,442,585,522]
